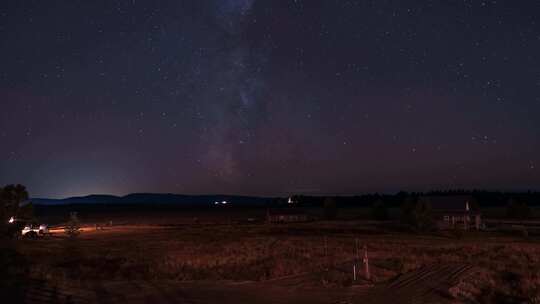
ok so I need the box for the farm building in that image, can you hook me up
[420,195,482,230]
[266,208,310,223]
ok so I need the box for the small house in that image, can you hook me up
[266,208,310,223]
[420,195,482,230]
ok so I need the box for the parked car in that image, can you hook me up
[6,216,51,239]
[21,223,50,238]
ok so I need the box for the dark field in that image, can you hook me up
[3,206,540,303]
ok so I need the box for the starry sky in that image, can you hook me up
[1,1,539,198]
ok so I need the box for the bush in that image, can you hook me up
[371,199,388,221]
[65,212,81,238]
[323,197,338,220]
[452,228,464,239]
[400,198,416,226]
[506,199,531,219]
[400,197,434,231]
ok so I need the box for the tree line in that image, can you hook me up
[284,191,536,231]
[283,190,540,209]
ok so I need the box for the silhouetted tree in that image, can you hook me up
[17,202,34,220]
[0,186,29,300]
[0,184,29,222]
[1,184,31,238]
[506,198,531,219]
[323,197,338,220]
[371,199,388,221]
[400,197,433,231]
[400,197,416,226]
[413,199,434,230]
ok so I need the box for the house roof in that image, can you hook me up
[420,195,479,213]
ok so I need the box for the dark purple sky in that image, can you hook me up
[1,1,539,198]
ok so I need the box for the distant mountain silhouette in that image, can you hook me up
[31,193,275,206]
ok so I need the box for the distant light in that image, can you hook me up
[221,201,228,205]
[214,201,220,205]
[8,216,14,224]
[288,197,293,204]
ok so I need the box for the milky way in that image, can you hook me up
[1,1,539,198]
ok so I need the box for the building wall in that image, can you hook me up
[437,214,481,230]
[267,214,308,223]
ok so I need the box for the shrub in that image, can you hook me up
[400,197,434,231]
[371,199,389,221]
[65,212,81,238]
[506,199,531,219]
[323,197,338,220]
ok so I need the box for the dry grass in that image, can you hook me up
[10,218,540,303]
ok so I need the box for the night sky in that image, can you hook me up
[1,1,539,198]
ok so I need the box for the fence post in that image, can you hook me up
[354,238,360,281]
[363,245,370,280]
[324,236,328,270]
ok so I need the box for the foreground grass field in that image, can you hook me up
[4,211,540,303]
